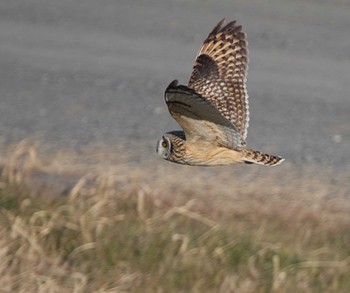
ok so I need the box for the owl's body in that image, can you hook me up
[160,131,241,166]
[157,19,284,167]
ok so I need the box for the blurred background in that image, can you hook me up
[1,1,350,292]
[0,0,349,168]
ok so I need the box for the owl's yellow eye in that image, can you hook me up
[162,141,168,148]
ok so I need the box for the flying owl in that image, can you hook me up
[157,19,284,166]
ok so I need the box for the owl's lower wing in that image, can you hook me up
[165,80,242,150]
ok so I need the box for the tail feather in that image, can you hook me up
[242,149,284,166]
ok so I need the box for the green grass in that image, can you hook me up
[0,175,350,293]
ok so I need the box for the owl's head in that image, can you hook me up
[156,135,172,159]
[156,131,186,163]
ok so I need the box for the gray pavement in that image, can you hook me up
[0,0,349,168]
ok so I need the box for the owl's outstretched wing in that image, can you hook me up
[188,19,249,144]
[165,80,242,150]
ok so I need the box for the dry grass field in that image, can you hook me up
[1,1,350,292]
[0,142,349,292]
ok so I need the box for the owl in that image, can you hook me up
[157,19,284,166]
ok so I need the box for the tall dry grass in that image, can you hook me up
[0,141,349,292]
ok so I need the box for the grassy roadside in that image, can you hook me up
[0,143,349,292]
[1,177,350,292]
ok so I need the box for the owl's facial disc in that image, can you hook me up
[156,136,171,159]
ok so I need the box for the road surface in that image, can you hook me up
[0,0,349,172]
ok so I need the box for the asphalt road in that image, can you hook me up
[0,0,349,170]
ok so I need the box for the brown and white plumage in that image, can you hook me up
[189,19,249,144]
[157,19,284,166]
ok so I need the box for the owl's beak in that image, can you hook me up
[156,139,161,155]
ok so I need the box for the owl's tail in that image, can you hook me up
[242,149,284,166]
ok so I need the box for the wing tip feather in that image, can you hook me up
[210,18,226,35]
[206,19,246,41]
[166,79,179,91]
